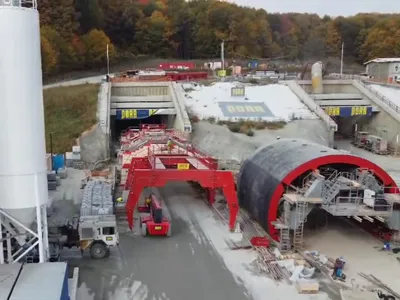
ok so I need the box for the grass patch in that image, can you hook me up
[44,84,99,153]
[223,119,286,136]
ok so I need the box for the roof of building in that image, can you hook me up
[0,264,21,300]
[0,262,68,300]
[364,58,400,65]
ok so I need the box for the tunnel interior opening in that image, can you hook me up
[289,163,378,188]
[277,162,385,220]
[332,116,371,139]
[111,114,167,143]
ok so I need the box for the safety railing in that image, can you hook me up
[147,147,218,170]
[0,0,36,9]
[323,196,393,216]
[356,80,400,114]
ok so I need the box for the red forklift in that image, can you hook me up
[138,194,172,237]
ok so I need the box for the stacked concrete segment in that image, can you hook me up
[81,181,113,216]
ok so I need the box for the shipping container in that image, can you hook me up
[159,62,195,70]
[9,262,69,300]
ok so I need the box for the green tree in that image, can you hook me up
[38,0,78,39]
[76,0,104,33]
[41,35,58,75]
[82,29,115,66]
[325,22,342,57]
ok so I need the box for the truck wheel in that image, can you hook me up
[141,223,147,236]
[166,226,172,237]
[90,243,109,259]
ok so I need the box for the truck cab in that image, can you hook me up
[79,215,119,259]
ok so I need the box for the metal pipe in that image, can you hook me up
[13,240,39,263]
[35,175,45,263]
[12,236,37,259]
[0,209,37,237]
[0,217,4,264]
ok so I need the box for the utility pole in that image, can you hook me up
[106,44,110,76]
[49,132,53,171]
[340,42,344,78]
[221,40,225,71]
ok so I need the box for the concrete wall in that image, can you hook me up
[78,82,110,163]
[79,125,108,163]
[111,83,169,97]
[298,80,359,94]
[352,80,400,146]
[367,62,390,82]
[285,81,336,147]
[170,82,192,132]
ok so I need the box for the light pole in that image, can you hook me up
[221,40,225,71]
[340,42,344,77]
[106,44,110,76]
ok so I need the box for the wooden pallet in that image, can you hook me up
[296,281,319,294]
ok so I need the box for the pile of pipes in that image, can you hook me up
[81,181,113,216]
[359,273,398,300]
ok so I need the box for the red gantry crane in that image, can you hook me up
[123,132,239,232]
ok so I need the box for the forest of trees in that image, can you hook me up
[38,0,400,75]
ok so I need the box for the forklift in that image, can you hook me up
[138,194,172,237]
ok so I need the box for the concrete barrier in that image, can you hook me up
[286,81,338,133]
[353,80,400,118]
[68,267,79,300]
[169,82,192,132]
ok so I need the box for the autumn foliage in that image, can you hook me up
[38,0,400,75]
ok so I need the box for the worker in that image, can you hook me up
[167,138,173,152]
[383,232,391,250]
[116,197,123,203]
[332,257,345,279]
[145,197,152,208]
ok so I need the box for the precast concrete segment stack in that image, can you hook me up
[237,139,345,233]
[81,181,113,216]
[0,3,48,227]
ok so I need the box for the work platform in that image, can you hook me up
[283,192,393,217]
[122,127,239,232]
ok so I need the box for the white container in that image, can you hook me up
[311,61,324,94]
[0,5,48,227]
[363,189,375,207]
[72,146,81,153]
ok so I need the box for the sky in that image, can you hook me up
[231,0,400,17]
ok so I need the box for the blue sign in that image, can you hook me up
[218,102,274,118]
[116,109,158,120]
[324,106,372,117]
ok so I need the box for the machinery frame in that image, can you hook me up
[125,147,239,231]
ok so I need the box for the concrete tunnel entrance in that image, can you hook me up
[332,114,376,141]
[110,114,170,154]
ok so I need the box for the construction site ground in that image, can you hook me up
[52,174,250,300]
[47,121,400,300]
[303,215,399,291]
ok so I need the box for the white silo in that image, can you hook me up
[0,1,49,263]
[311,61,324,94]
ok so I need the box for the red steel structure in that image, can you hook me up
[124,140,239,232]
